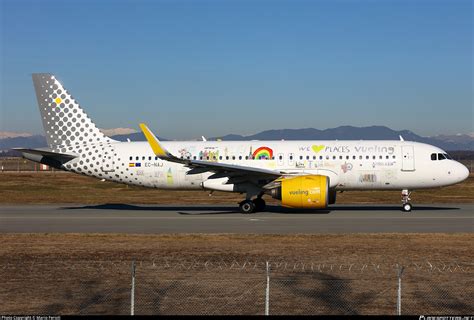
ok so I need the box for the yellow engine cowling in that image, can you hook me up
[271,175,329,209]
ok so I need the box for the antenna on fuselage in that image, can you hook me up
[399,135,404,141]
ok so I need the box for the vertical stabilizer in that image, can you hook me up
[32,73,113,151]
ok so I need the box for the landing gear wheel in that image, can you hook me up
[239,200,256,214]
[402,203,412,212]
[401,189,412,213]
[252,198,266,212]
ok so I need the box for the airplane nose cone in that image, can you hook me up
[458,163,469,182]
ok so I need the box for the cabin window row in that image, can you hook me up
[129,154,397,161]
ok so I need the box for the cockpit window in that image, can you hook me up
[431,153,437,161]
[437,153,446,160]
[444,153,452,160]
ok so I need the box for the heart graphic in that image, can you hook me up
[312,145,325,153]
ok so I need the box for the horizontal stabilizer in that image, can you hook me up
[13,148,77,168]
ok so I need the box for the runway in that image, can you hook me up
[1,203,473,233]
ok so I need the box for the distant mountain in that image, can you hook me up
[99,127,137,136]
[0,135,47,150]
[430,134,474,149]
[212,126,474,151]
[215,126,422,141]
[0,131,34,139]
[0,131,165,156]
[110,131,147,142]
[1,126,473,156]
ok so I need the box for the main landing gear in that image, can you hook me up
[401,189,412,212]
[239,196,266,214]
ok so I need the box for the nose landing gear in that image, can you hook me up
[401,189,412,212]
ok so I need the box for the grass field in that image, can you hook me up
[0,171,472,205]
[0,233,472,314]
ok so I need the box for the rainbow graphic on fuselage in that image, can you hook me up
[252,146,273,160]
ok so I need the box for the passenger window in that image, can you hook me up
[136,156,139,160]
[219,156,222,160]
[372,155,376,160]
[319,156,323,160]
[289,155,293,160]
[226,156,229,160]
[279,155,283,160]
[333,155,336,160]
[379,155,383,159]
[386,155,389,159]
[306,155,310,160]
[313,156,317,160]
[366,155,369,160]
[299,155,303,160]
[129,156,132,161]
[155,157,158,160]
[359,155,363,160]
[193,156,196,160]
[353,156,356,160]
[232,156,235,160]
[149,156,152,161]
[239,156,242,160]
[245,156,248,160]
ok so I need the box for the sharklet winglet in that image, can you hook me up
[139,123,176,160]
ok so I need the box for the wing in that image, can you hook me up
[139,123,282,184]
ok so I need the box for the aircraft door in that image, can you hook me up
[101,145,115,172]
[401,145,415,171]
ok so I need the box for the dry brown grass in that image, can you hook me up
[0,172,472,204]
[1,233,472,314]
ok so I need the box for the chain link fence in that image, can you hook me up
[1,260,472,315]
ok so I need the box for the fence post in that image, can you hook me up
[265,261,270,316]
[397,266,404,315]
[131,261,136,316]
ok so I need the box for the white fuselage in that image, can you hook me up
[63,140,469,191]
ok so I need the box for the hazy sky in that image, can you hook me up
[0,0,472,139]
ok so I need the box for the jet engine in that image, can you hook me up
[270,175,329,209]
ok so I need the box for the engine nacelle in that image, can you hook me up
[270,175,329,209]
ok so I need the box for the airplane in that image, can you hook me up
[15,73,469,213]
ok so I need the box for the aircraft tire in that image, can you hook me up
[402,203,412,212]
[239,200,256,214]
[252,198,266,212]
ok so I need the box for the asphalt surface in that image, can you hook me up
[0,204,472,233]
